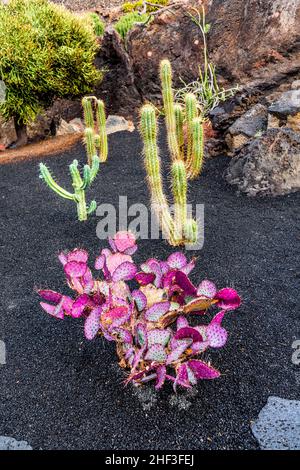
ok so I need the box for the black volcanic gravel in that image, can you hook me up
[0,129,299,450]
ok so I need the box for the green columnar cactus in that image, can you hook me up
[184,218,198,244]
[96,99,108,162]
[140,104,176,245]
[160,60,181,161]
[39,96,107,222]
[160,60,204,180]
[39,156,99,222]
[174,103,184,157]
[188,117,204,180]
[140,103,197,247]
[82,96,108,165]
[140,59,206,246]
[172,160,187,242]
[82,96,94,129]
[185,93,198,170]
[84,128,97,166]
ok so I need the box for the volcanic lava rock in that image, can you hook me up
[0,115,17,149]
[268,90,300,119]
[225,104,268,152]
[125,0,300,107]
[225,128,300,196]
[268,90,300,132]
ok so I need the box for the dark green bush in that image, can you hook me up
[0,0,102,125]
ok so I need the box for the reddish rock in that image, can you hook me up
[94,26,142,119]
[110,0,300,112]
[0,115,17,149]
[127,0,202,105]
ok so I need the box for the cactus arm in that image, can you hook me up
[89,155,100,183]
[82,164,91,189]
[171,160,187,244]
[188,117,204,179]
[83,155,100,189]
[160,60,181,161]
[140,104,175,245]
[39,163,75,200]
[74,189,87,222]
[96,99,108,162]
[82,96,95,129]
[87,200,97,215]
[174,103,184,157]
[185,219,198,245]
[84,128,97,166]
[69,160,84,189]
[185,93,198,171]
[69,160,87,221]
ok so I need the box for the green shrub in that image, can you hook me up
[115,11,149,41]
[0,0,102,126]
[89,12,105,37]
[122,0,168,13]
[145,0,169,13]
[122,1,143,12]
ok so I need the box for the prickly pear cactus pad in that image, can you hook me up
[38,231,241,391]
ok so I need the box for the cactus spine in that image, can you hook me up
[39,96,107,222]
[140,59,206,246]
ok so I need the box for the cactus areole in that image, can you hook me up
[38,231,241,391]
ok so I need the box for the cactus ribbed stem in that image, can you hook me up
[140,104,175,244]
[84,128,96,166]
[69,160,83,189]
[74,187,87,221]
[69,160,87,221]
[87,200,97,215]
[174,103,184,157]
[96,99,108,162]
[185,93,198,169]
[83,96,108,166]
[160,60,180,161]
[82,97,94,129]
[89,155,100,183]
[185,219,198,244]
[172,160,187,243]
[39,164,75,200]
[188,117,204,179]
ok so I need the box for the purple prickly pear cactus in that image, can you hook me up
[37,232,242,391]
